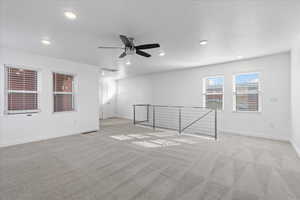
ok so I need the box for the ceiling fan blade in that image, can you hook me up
[135,43,160,50]
[98,46,124,49]
[119,52,127,58]
[101,68,119,72]
[120,35,131,47]
[136,49,151,57]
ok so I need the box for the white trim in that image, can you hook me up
[4,65,40,115]
[50,70,77,77]
[232,110,262,114]
[4,66,8,115]
[232,72,262,112]
[221,129,289,141]
[202,76,224,110]
[291,139,300,158]
[5,109,40,115]
[4,64,42,71]
[52,72,76,113]
[52,110,77,114]
[0,129,99,147]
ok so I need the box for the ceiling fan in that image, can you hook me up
[98,35,160,58]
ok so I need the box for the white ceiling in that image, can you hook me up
[1,0,300,78]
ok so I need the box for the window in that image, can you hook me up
[203,76,224,110]
[5,66,39,114]
[233,73,261,112]
[53,73,75,112]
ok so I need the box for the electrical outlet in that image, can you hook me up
[270,98,278,103]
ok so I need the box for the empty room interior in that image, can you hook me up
[1,0,300,199]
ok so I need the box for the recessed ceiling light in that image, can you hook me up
[237,56,244,59]
[64,11,77,20]
[41,40,51,45]
[199,40,208,46]
[159,51,165,56]
[101,71,105,76]
[126,61,131,65]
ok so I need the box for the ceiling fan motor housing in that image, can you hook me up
[125,46,135,55]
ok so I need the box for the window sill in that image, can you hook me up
[52,110,77,114]
[4,110,40,115]
[233,110,262,114]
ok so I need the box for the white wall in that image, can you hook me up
[117,76,153,119]
[291,44,300,156]
[0,48,99,147]
[117,53,291,141]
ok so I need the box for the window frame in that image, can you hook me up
[4,65,41,115]
[202,75,225,110]
[232,72,262,113]
[52,71,76,113]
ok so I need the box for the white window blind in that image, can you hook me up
[233,73,261,112]
[53,73,75,112]
[203,76,224,110]
[5,66,39,114]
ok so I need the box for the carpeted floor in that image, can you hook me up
[1,119,300,200]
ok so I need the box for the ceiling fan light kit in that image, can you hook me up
[98,35,160,58]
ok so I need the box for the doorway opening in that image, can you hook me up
[99,77,117,120]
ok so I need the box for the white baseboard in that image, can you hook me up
[220,129,289,142]
[0,129,99,148]
[291,139,300,158]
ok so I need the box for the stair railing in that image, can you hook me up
[133,104,217,140]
